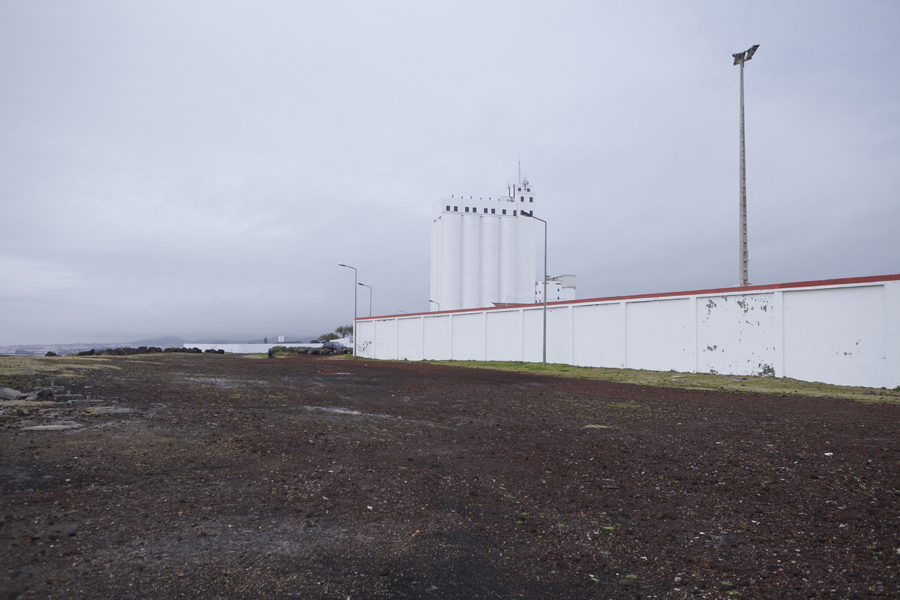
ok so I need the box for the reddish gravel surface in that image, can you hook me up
[1,354,899,599]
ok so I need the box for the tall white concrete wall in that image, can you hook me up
[573,302,625,368]
[485,310,522,361]
[358,276,900,389]
[397,318,424,361]
[626,299,693,373]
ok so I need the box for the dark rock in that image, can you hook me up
[45,351,59,357]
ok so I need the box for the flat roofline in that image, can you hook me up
[361,273,900,321]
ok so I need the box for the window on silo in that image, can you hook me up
[513,210,517,216]
[465,207,469,212]
[491,209,495,214]
[529,197,533,202]
[483,208,488,213]
[454,206,458,211]
[446,205,450,211]
[520,196,524,202]
[502,209,506,215]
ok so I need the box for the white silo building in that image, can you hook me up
[430,180,537,311]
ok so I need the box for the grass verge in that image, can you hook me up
[427,360,900,404]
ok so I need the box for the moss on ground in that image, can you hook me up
[0,355,120,389]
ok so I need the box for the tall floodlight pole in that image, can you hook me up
[733,44,759,287]
[338,263,357,356]
[521,210,547,367]
[358,283,372,317]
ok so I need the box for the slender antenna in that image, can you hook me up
[518,159,521,184]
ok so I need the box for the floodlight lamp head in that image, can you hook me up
[733,44,760,65]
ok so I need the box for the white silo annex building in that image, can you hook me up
[430,180,537,311]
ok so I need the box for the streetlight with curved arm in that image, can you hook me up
[338,263,357,356]
[358,283,372,317]
[520,210,547,367]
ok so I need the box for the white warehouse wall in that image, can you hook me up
[358,275,900,389]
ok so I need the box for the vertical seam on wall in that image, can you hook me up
[449,314,454,361]
[882,283,888,383]
[483,311,488,361]
[623,301,628,369]
[689,296,698,373]
[520,306,525,362]
[775,290,784,378]
[570,304,575,366]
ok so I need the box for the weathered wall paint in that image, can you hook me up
[356,277,900,388]
[697,293,777,376]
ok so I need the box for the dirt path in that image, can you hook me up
[2,354,898,598]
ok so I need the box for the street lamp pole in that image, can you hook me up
[338,263,357,356]
[358,283,372,317]
[733,44,759,287]
[521,210,547,367]
[429,300,440,311]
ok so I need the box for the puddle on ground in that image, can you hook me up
[181,376,269,389]
[301,405,442,427]
[90,407,134,414]
[22,422,82,431]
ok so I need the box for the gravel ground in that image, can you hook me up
[1,353,898,599]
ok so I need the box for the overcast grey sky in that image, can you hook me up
[1,1,898,345]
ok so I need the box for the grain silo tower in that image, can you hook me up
[430,180,537,311]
